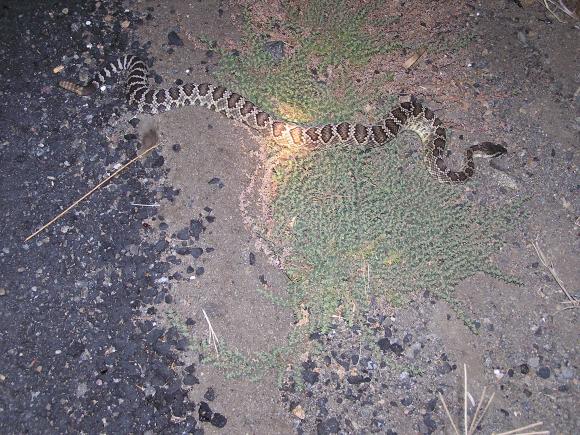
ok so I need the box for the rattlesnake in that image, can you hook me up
[59,55,506,183]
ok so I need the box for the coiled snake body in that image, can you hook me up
[60,55,506,183]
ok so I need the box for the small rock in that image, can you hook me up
[302,369,319,385]
[176,228,189,240]
[204,387,216,401]
[191,247,203,258]
[198,401,213,421]
[537,367,551,379]
[317,417,339,434]
[168,31,183,46]
[211,413,227,428]
[292,404,305,419]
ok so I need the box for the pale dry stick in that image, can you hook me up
[494,421,548,435]
[467,386,488,435]
[542,0,566,22]
[131,203,160,207]
[25,131,160,242]
[438,392,460,435]
[469,390,495,435]
[464,364,468,435]
[532,239,578,308]
[201,308,220,356]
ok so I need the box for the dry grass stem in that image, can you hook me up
[25,132,160,242]
[438,392,460,435]
[440,365,547,434]
[532,239,578,308]
[202,308,220,356]
[494,421,548,435]
[403,47,426,70]
[540,0,579,21]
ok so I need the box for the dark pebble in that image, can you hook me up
[154,239,168,253]
[124,133,138,140]
[191,247,203,258]
[168,30,183,46]
[159,222,169,231]
[520,363,530,374]
[208,177,224,188]
[176,247,191,255]
[537,367,551,379]
[183,374,200,385]
[377,338,390,352]
[426,397,437,412]
[204,387,216,401]
[176,228,190,240]
[401,397,413,406]
[389,342,403,355]
[172,143,181,152]
[302,369,319,385]
[198,401,213,421]
[423,413,437,432]
[189,219,205,240]
[347,374,371,384]
[210,413,227,428]
[438,362,453,375]
[195,267,204,276]
[129,118,140,128]
[249,252,256,265]
[317,417,339,434]
[151,155,164,168]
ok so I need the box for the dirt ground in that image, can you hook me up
[132,1,578,433]
[1,0,577,434]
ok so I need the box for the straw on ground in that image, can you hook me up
[439,364,547,435]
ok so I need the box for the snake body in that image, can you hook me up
[60,55,506,183]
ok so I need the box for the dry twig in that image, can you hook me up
[439,364,548,434]
[539,0,579,21]
[25,129,160,241]
[202,308,220,356]
[532,239,578,309]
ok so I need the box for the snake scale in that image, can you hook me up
[59,55,506,183]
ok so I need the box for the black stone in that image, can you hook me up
[189,219,205,240]
[537,367,551,379]
[167,30,183,46]
[302,369,319,385]
[198,401,213,422]
[210,413,227,428]
[317,417,339,434]
[191,247,203,258]
[204,387,216,401]
[176,228,190,240]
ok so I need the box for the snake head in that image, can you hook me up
[471,142,507,158]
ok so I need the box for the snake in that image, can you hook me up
[59,55,506,183]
